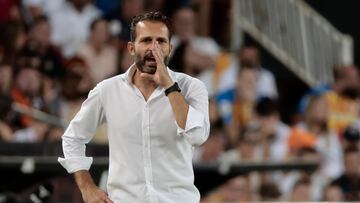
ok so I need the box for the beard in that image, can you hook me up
[135,50,169,74]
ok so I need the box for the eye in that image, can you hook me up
[157,39,166,44]
[141,38,152,43]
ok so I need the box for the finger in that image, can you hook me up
[155,42,164,58]
[140,72,155,81]
[152,44,162,62]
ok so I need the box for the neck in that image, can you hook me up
[132,67,157,100]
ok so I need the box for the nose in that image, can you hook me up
[150,40,157,49]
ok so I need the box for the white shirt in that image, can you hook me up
[58,65,210,203]
[217,59,278,99]
[49,1,101,57]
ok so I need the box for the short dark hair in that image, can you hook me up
[130,11,172,42]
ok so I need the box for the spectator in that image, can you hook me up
[203,176,252,202]
[0,21,27,64]
[288,95,344,179]
[216,46,278,106]
[170,6,219,96]
[77,18,118,84]
[238,45,278,99]
[12,118,49,142]
[299,65,360,136]
[193,127,226,163]
[25,15,64,79]
[323,181,345,201]
[218,125,267,196]
[117,0,145,72]
[219,126,262,166]
[49,0,102,58]
[60,56,106,143]
[254,97,290,161]
[60,56,93,118]
[326,65,360,136]
[280,147,333,201]
[290,178,312,201]
[217,62,258,146]
[333,146,360,201]
[10,56,43,129]
[117,0,144,42]
[22,0,64,23]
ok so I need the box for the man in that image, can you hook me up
[238,45,278,99]
[298,65,360,136]
[58,11,210,203]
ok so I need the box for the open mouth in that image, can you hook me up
[145,56,157,67]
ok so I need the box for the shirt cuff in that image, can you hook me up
[58,156,93,173]
[176,106,209,146]
[177,106,204,134]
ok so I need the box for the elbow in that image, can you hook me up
[183,125,210,146]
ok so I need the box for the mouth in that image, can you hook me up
[144,56,157,68]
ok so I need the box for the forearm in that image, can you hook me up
[167,91,189,129]
[74,170,97,193]
[74,170,113,203]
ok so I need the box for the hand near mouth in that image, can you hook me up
[140,41,173,88]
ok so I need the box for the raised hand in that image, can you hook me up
[140,41,173,89]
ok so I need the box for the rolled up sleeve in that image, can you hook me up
[58,84,106,173]
[177,78,210,146]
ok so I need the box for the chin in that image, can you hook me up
[142,67,157,74]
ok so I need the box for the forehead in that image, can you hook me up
[135,21,169,40]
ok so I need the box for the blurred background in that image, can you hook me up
[0,0,360,202]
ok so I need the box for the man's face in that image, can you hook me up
[239,47,260,68]
[173,8,195,41]
[128,21,171,74]
[31,21,51,45]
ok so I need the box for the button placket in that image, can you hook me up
[142,104,153,190]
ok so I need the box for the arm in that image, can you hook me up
[57,85,111,202]
[166,90,189,129]
[141,41,210,146]
[74,170,113,203]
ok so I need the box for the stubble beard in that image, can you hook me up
[135,51,169,74]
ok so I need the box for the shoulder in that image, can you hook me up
[170,70,207,93]
[96,74,124,91]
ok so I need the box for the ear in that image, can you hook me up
[127,42,135,56]
[168,43,172,55]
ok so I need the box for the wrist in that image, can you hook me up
[163,79,174,89]
[165,82,181,96]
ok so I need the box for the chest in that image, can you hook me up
[102,85,177,136]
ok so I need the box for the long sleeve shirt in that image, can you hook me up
[58,65,210,203]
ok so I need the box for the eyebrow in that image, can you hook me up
[139,36,168,42]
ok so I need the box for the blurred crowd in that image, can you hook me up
[0,0,359,202]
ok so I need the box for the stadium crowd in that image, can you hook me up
[0,0,359,202]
